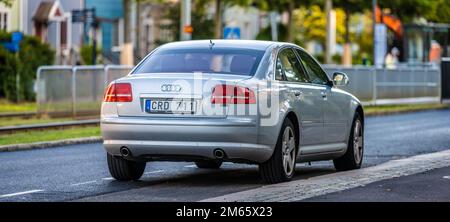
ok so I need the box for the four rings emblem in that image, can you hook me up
[161,84,182,92]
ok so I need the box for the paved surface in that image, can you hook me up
[202,149,450,202]
[304,166,450,202]
[0,109,449,202]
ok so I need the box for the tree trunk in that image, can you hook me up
[286,1,294,43]
[136,1,141,59]
[123,0,131,43]
[342,7,352,65]
[214,0,222,39]
[345,7,350,45]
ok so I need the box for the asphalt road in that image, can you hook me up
[1,109,449,202]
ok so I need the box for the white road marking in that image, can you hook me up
[443,176,450,179]
[101,177,115,181]
[184,164,197,168]
[70,180,97,186]
[201,149,450,202]
[0,190,44,198]
[144,170,164,175]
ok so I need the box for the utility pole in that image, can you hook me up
[180,0,192,41]
[373,0,377,66]
[325,0,334,64]
[270,11,278,41]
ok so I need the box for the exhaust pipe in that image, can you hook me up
[120,147,131,157]
[214,149,225,159]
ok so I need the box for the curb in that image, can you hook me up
[0,137,103,152]
[200,149,450,202]
[365,107,449,117]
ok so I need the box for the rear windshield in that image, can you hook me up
[133,48,265,76]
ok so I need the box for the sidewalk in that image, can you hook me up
[303,166,450,202]
[201,149,450,202]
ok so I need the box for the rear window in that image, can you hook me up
[133,48,265,76]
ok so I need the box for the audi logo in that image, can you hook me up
[161,84,182,92]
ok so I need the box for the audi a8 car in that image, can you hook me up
[101,40,364,184]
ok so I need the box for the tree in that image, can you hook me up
[378,0,434,23]
[293,5,346,49]
[253,0,316,43]
[426,0,450,23]
[211,0,253,39]
[0,0,13,7]
[332,0,371,65]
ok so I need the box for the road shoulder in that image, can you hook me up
[0,137,102,152]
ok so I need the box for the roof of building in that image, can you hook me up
[32,1,64,23]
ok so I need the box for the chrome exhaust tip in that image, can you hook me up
[120,147,131,157]
[214,149,225,159]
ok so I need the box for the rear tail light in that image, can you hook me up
[103,83,133,102]
[211,84,256,104]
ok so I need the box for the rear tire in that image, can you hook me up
[259,118,297,184]
[333,112,364,171]
[195,160,222,169]
[107,153,146,181]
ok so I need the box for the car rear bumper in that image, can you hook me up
[101,117,274,163]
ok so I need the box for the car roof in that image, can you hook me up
[159,40,279,51]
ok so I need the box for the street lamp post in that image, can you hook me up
[325,0,333,64]
[180,0,192,41]
[373,0,377,65]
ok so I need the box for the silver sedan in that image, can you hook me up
[101,40,364,184]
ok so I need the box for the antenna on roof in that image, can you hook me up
[209,40,215,50]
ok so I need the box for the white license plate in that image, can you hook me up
[145,99,196,114]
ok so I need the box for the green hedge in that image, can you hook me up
[0,32,54,102]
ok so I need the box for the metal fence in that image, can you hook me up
[37,65,441,117]
[37,65,133,117]
[323,65,441,105]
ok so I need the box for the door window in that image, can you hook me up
[295,49,329,85]
[275,48,309,83]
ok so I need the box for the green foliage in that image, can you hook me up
[255,24,287,42]
[425,0,450,23]
[0,32,54,102]
[160,1,215,43]
[18,36,55,100]
[80,44,101,65]
[0,0,13,7]
[0,46,18,100]
[378,0,434,23]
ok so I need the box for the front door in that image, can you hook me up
[295,48,347,150]
[275,48,324,146]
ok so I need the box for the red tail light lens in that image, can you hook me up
[211,85,256,104]
[103,83,133,102]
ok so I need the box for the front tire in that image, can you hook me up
[195,160,222,169]
[333,112,364,171]
[107,153,146,181]
[259,119,297,184]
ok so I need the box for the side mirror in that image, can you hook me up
[333,72,349,86]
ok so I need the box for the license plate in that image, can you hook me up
[145,99,196,114]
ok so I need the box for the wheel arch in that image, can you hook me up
[355,105,365,127]
[285,111,301,152]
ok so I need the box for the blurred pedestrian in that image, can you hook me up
[385,47,399,69]
[429,40,442,65]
